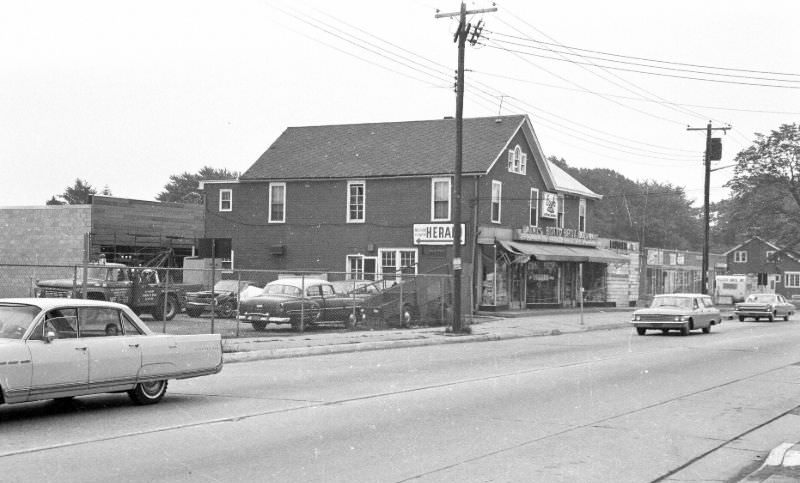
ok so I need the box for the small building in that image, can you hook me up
[0,196,204,296]
[723,236,800,300]
[201,114,629,312]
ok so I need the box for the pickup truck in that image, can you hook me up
[34,263,197,321]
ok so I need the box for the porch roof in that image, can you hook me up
[499,240,629,264]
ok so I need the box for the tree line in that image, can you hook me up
[47,122,799,253]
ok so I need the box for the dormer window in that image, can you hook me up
[507,145,527,175]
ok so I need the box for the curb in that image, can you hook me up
[222,322,631,363]
[739,442,798,482]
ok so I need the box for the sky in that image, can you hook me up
[2,0,799,208]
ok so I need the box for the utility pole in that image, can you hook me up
[687,122,730,295]
[436,2,496,333]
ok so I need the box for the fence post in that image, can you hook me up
[300,274,305,332]
[236,270,241,337]
[162,268,168,334]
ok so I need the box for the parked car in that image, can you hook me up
[0,298,222,406]
[237,278,363,331]
[631,293,721,336]
[360,279,422,328]
[185,280,261,318]
[734,293,796,322]
[329,280,381,297]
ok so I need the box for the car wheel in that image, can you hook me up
[218,301,235,318]
[636,327,646,336]
[680,324,689,336]
[345,311,359,330]
[738,316,745,322]
[152,295,179,321]
[768,312,775,322]
[702,325,711,334]
[252,321,267,331]
[186,308,203,318]
[128,380,168,405]
[401,304,416,328]
[785,313,791,321]
[661,329,669,335]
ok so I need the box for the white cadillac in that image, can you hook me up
[0,298,223,406]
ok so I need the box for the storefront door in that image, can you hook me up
[509,263,526,309]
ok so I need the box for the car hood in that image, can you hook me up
[186,289,235,297]
[36,278,101,288]
[634,307,690,316]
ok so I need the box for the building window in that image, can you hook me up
[529,188,539,226]
[491,180,502,223]
[557,194,565,228]
[431,177,451,221]
[269,182,286,223]
[347,255,364,279]
[347,180,365,223]
[379,248,418,279]
[786,272,800,288]
[578,198,586,232]
[734,250,748,263]
[507,145,527,175]
[219,189,232,212]
[766,250,776,261]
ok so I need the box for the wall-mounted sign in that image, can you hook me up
[513,226,598,247]
[413,224,466,245]
[541,192,558,219]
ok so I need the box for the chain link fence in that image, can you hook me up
[0,263,454,336]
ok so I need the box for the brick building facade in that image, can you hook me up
[723,236,800,300]
[201,115,629,311]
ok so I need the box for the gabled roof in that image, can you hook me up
[242,115,528,180]
[240,114,600,199]
[723,235,800,262]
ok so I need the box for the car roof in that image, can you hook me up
[266,277,330,288]
[0,298,131,311]
[654,293,707,298]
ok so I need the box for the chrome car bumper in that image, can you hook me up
[631,321,687,329]
[238,313,291,323]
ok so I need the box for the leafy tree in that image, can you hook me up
[722,123,800,247]
[157,166,239,204]
[47,178,97,205]
[551,157,703,250]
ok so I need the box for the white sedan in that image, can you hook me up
[0,298,223,406]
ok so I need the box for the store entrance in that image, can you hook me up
[509,263,526,309]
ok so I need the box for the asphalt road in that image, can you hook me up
[2,319,800,482]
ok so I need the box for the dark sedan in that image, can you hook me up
[237,278,363,331]
[185,280,261,318]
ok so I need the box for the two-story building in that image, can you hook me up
[724,236,800,300]
[200,115,628,312]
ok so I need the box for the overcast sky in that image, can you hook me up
[3,0,798,207]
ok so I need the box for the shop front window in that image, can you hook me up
[526,261,559,304]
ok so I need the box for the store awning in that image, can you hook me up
[498,240,629,264]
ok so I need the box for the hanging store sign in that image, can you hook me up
[513,225,598,247]
[541,192,558,219]
[413,223,466,245]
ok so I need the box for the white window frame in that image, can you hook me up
[347,180,365,223]
[431,177,451,222]
[507,145,527,175]
[786,271,800,288]
[529,188,539,227]
[491,180,502,224]
[378,248,418,278]
[557,194,565,228]
[766,250,775,261]
[734,250,748,263]
[347,255,364,279]
[268,182,286,223]
[219,189,232,212]
[578,198,586,232]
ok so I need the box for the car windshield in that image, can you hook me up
[214,280,241,292]
[264,284,302,297]
[650,296,692,309]
[86,266,127,281]
[0,304,41,339]
[745,294,776,303]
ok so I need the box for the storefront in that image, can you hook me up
[478,228,629,310]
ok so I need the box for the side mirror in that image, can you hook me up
[44,331,57,343]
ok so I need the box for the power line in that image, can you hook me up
[484,30,800,78]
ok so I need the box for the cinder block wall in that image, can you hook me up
[0,205,90,265]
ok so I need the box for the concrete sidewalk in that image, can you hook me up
[222,307,635,363]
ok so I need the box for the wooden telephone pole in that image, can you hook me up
[436,3,496,333]
[687,122,730,295]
